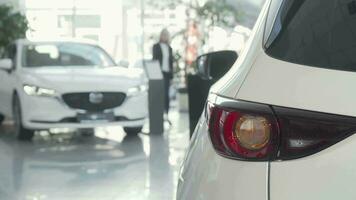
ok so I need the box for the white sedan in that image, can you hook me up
[0,39,148,140]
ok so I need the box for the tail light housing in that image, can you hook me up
[208,96,356,161]
[275,107,356,160]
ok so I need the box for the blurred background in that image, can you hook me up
[0,0,264,66]
[0,0,265,199]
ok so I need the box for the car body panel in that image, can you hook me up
[237,51,356,117]
[270,133,356,200]
[177,117,268,200]
[209,0,268,99]
[20,66,144,93]
[178,2,271,200]
[19,91,147,129]
[236,0,356,200]
[178,0,356,199]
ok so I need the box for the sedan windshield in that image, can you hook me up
[22,42,115,67]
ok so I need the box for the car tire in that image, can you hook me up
[124,126,143,135]
[0,114,4,126]
[13,95,34,141]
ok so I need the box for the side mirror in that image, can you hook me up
[196,50,238,80]
[117,60,130,68]
[0,59,13,71]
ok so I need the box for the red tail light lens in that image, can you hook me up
[208,100,279,161]
[208,96,356,161]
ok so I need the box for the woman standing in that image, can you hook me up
[152,29,174,123]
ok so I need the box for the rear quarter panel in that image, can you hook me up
[270,133,356,200]
[177,116,268,200]
[209,0,269,99]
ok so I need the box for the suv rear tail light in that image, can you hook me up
[208,100,279,161]
[208,96,356,161]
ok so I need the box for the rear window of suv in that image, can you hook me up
[265,0,356,72]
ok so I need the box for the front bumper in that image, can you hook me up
[20,92,148,129]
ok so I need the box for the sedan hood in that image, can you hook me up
[21,66,146,93]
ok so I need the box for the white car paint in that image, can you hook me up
[0,39,147,130]
[178,0,356,199]
[209,0,267,98]
[178,3,270,200]
[177,116,268,200]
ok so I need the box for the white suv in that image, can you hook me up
[0,39,148,140]
[178,0,356,199]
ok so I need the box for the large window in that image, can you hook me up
[265,0,356,72]
[58,15,101,28]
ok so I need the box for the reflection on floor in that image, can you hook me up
[0,109,190,200]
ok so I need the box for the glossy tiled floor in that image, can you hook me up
[0,110,190,200]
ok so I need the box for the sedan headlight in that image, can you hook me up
[23,85,57,97]
[127,84,148,97]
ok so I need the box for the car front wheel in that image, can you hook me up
[13,95,34,141]
[0,114,4,126]
[124,126,143,135]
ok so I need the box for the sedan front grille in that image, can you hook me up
[62,92,126,111]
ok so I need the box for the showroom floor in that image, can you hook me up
[0,109,190,200]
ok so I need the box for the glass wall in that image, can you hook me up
[19,0,264,68]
